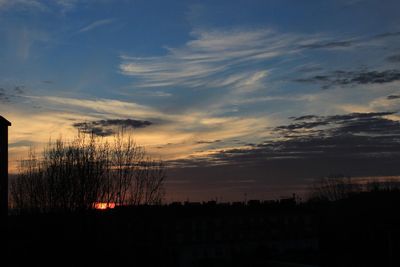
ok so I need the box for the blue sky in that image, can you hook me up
[1,0,400,201]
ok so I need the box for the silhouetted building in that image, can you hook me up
[7,191,400,266]
[0,116,11,219]
[9,200,320,267]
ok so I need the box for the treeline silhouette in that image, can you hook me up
[10,131,165,213]
[8,175,400,267]
[309,174,400,201]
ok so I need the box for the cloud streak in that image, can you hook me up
[120,27,400,94]
[0,0,79,12]
[78,18,115,33]
[120,28,302,91]
[0,0,46,11]
[73,119,152,136]
[299,40,354,49]
[387,95,400,100]
[295,69,400,89]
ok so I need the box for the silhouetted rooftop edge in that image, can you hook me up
[0,116,11,126]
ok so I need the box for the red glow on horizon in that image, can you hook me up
[94,202,116,210]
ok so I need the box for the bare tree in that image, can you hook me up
[107,130,166,206]
[128,157,166,205]
[10,148,45,213]
[309,174,360,202]
[111,131,145,206]
[309,174,400,202]
[10,130,166,213]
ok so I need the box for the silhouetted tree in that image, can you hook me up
[10,148,45,212]
[10,130,166,213]
[309,174,360,202]
[366,178,400,192]
[130,157,166,205]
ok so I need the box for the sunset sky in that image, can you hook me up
[1,0,400,201]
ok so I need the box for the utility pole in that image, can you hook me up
[0,116,11,220]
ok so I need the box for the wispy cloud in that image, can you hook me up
[29,95,161,120]
[78,18,115,33]
[8,95,272,163]
[120,27,400,94]
[0,0,77,12]
[55,0,78,13]
[299,40,354,49]
[0,85,26,103]
[0,88,9,103]
[120,28,302,91]
[0,0,100,13]
[0,0,47,11]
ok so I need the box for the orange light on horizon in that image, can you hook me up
[94,202,116,210]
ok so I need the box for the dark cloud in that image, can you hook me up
[372,31,400,39]
[279,112,399,136]
[300,40,353,49]
[0,88,9,102]
[9,140,36,148]
[196,140,221,144]
[14,86,25,94]
[74,125,115,137]
[387,95,400,100]
[291,115,320,121]
[348,70,400,84]
[299,31,400,52]
[228,112,399,162]
[387,54,400,63]
[0,85,26,103]
[94,119,152,128]
[295,69,400,88]
[275,120,329,131]
[171,112,400,186]
[73,119,152,136]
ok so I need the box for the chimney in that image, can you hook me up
[0,116,11,219]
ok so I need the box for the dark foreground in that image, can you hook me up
[8,191,400,267]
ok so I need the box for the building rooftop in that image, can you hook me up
[0,116,11,126]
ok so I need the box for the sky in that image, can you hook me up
[1,0,400,202]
